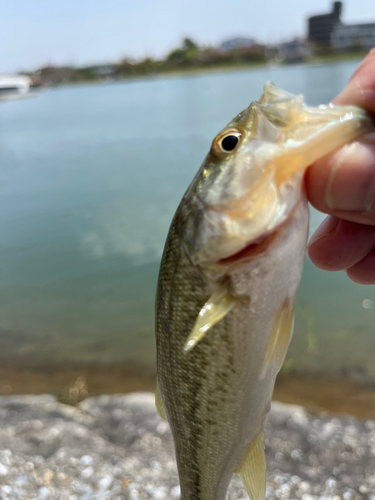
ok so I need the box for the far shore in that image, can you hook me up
[46,51,368,90]
[1,363,375,420]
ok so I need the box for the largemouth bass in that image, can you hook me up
[155,82,371,500]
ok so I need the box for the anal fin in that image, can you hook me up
[236,431,266,500]
[155,380,167,421]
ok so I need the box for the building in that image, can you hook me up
[332,22,375,51]
[220,37,257,52]
[308,1,342,46]
[308,1,375,51]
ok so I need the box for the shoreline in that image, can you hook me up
[1,364,375,419]
[46,52,367,90]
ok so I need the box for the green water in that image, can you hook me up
[0,60,374,381]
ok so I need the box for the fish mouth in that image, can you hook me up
[217,230,278,265]
[217,208,296,265]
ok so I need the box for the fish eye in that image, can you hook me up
[221,135,239,152]
[212,129,241,157]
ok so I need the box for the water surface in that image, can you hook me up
[1,60,374,389]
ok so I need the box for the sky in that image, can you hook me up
[1,0,374,73]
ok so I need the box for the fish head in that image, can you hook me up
[181,82,371,271]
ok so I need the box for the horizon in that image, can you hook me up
[1,0,374,74]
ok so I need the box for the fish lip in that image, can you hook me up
[217,230,277,265]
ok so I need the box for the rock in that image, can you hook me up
[0,393,373,499]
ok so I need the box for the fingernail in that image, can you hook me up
[308,216,340,248]
[325,142,375,213]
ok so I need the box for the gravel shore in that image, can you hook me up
[0,393,374,500]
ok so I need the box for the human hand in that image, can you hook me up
[306,49,375,285]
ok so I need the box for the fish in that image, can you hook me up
[155,82,371,500]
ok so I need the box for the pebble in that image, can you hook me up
[81,466,93,479]
[0,394,372,499]
[38,486,51,498]
[99,474,113,490]
[80,455,93,466]
[0,463,8,475]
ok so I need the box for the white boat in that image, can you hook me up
[0,75,33,101]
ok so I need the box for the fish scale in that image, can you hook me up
[155,83,372,500]
[157,216,236,499]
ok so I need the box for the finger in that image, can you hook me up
[333,48,375,112]
[347,248,375,285]
[306,50,375,225]
[305,136,375,226]
[308,216,375,271]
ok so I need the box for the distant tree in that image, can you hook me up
[166,38,200,67]
[136,57,160,75]
[117,59,137,77]
[167,48,185,64]
[182,38,198,51]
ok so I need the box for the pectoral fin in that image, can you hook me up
[155,380,167,421]
[237,431,266,500]
[259,300,294,380]
[184,281,237,352]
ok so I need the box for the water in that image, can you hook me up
[1,60,375,387]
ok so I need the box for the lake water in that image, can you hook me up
[1,59,375,391]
